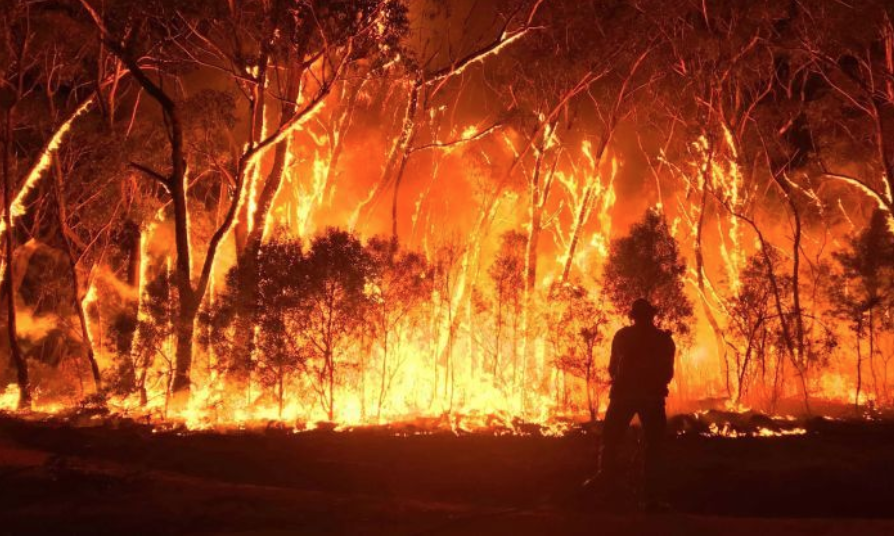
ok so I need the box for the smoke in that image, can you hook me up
[16,307,59,342]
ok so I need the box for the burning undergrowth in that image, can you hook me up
[0,395,854,441]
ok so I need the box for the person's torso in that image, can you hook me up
[611,324,672,399]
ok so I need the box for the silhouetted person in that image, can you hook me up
[598,298,675,508]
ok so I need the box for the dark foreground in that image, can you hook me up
[1,414,894,535]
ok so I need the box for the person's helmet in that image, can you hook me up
[629,298,657,321]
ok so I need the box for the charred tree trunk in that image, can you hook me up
[244,58,303,253]
[856,315,864,414]
[53,156,102,391]
[126,222,141,288]
[2,107,30,409]
[493,287,504,377]
[776,174,810,414]
[169,148,196,398]
[869,304,880,403]
[326,347,335,422]
[234,57,303,395]
[377,322,389,421]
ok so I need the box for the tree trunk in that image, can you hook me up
[694,146,732,400]
[53,156,102,390]
[869,305,880,403]
[171,302,197,398]
[2,108,29,409]
[778,176,810,414]
[278,365,284,419]
[855,317,863,414]
[560,137,609,283]
[520,148,550,405]
[494,291,503,377]
[585,349,595,422]
[327,351,335,422]
[169,168,196,399]
[390,83,421,241]
[377,326,389,421]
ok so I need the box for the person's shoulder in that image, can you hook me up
[612,325,635,344]
[647,325,672,338]
[656,327,675,345]
[615,325,635,337]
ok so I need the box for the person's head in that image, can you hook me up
[629,298,657,325]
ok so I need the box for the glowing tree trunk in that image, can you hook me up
[234,61,301,387]
[388,83,421,240]
[520,137,556,404]
[354,1,545,237]
[243,59,304,254]
[558,48,649,283]
[692,140,732,400]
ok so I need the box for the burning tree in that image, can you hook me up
[77,0,408,407]
[3,0,894,428]
[49,119,132,395]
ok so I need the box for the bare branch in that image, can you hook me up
[129,162,172,191]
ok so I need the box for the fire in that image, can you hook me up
[4,0,892,437]
[702,422,808,438]
[11,113,878,433]
[0,385,18,412]
[0,96,95,253]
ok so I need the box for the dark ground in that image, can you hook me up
[1,414,894,535]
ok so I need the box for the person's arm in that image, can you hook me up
[662,333,676,384]
[609,331,622,381]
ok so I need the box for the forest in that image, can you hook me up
[2,0,894,431]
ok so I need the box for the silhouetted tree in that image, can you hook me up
[295,228,372,421]
[202,235,308,417]
[830,210,894,409]
[603,208,693,336]
[130,268,177,412]
[365,237,431,420]
[487,231,525,382]
[727,250,793,408]
[545,281,607,421]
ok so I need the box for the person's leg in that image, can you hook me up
[598,398,636,487]
[637,398,668,503]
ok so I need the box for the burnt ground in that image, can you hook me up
[1,415,894,535]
